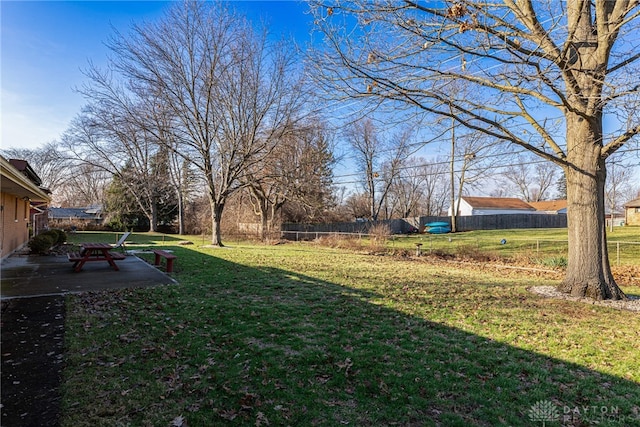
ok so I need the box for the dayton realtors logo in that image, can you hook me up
[528,400,560,426]
[528,400,635,425]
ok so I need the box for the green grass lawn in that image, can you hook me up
[61,232,640,426]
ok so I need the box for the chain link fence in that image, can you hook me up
[279,230,640,266]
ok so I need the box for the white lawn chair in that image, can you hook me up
[113,231,131,254]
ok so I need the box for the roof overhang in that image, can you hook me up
[623,198,640,208]
[1,157,51,202]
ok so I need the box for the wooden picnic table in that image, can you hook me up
[67,242,126,272]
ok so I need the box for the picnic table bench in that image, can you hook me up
[152,249,177,273]
[68,242,126,272]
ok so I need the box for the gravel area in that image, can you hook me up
[530,286,640,312]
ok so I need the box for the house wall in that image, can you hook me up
[605,216,625,228]
[470,208,540,216]
[451,200,539,216]
[456,200,473,216]
[626,207,640,226]
[1,192,31,259]
[48,217,103,231]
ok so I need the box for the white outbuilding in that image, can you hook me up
[450,197,540,216]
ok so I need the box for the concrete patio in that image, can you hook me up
[0,252,177,299]
[1,251,178,425]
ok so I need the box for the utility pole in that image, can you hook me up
[449,110,457,233]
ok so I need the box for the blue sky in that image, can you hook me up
[1,1,313,150]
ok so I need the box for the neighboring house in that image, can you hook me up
[1,156,51,259]
[48,206,104,229]
[528,199,567,214]
[605,212,626,228]
[624,197,640,226]
[450,197,539,216]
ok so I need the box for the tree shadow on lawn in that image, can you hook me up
[62,247,640,427]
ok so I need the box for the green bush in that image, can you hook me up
[51,228,67,245]
[28,234,55,254]
[41,229,67,245]
[105,219,126,232]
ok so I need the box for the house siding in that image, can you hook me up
[623,198,640,226]
[626,207,640,226]
[1,192,31,259]
[452,197,538,216]
[1,156,51,259]
[470,208,543,216]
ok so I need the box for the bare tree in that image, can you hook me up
[54,163,110,208]
[419,157,450,216]
[344,119,380,220]
[501,154,561,202]
[344,192,370,221]
[384,156,451,219]
[387,157,426,218]
[62,97,174,232]
[448,132,502,229]
[168,155,197,235]
[1,142,110,209]
[140,94,196,235]
[1,141,71,204]
[104,1,306,245]
[245,118,335,236]
[344,119,411,220]
[310,0,640,300]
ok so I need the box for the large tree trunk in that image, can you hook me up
[210,201,224,247]
[248,188,269,240]
[260,209,268,240]
[149,201,158,232]
[176,189,185,235]
[255,196,268,240]
[557,115,626,300]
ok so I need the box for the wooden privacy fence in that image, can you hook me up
[282,214,567,235]
[416,214,567,232]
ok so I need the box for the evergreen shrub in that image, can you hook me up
[28,234,55,254]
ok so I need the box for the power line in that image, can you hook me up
[331,146,640,186]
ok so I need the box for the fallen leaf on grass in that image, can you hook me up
[255,411,270,426]
[218,409,238,420]
[171,415,187,426]
[239,392,260,410]
[336,357,353,376]
[315,374,331,384]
